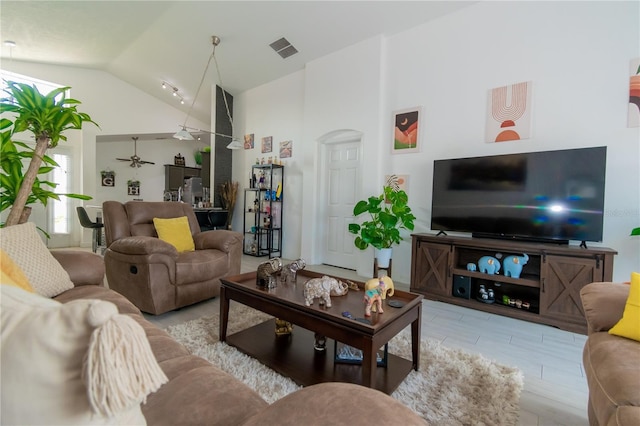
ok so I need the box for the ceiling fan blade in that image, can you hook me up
[116,158,131,161]
[140,160,155,165]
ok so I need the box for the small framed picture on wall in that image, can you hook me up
[101,170,115,187]
[262,136,272,153]
[392,107,421,154]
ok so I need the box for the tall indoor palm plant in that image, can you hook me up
[0,81,98,226]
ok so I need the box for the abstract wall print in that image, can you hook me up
[392,107,421,154]
[244,133,254,149]
[261,136,272,153]
[628,58,640,128]
[486,81,533,143]
[279,140,292,158]
[385,174,409,193]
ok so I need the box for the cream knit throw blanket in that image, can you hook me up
[83,302,168,418]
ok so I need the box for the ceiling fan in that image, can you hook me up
[116,137,155,168]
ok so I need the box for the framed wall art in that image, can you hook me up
[261,136,272,153]
[392,107,421,154]
[100,170,115,187]
[127,180,140,196]
[486,81,533,142]
[244,133,255,149]
[629,57,640,128]
[279,140,292,158]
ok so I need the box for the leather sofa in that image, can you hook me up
[580,282,640,426]
[50,250,426,425]
[102,201,242,315]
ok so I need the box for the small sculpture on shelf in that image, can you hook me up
[477,284,495,303]
[364,276,394,300]
[275,318,293,336]
[364,280,385,317]
[303,275,349,308]
[256,257,283,289]
[478,256,501,275]
[466,262,477,272]
[503,253,529,279]
[280,258,306,285]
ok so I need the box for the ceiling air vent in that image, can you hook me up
[269,37,298,59]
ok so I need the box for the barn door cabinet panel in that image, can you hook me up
[410,233,616,334]
[411,239,452,297]
[540,255,604,324]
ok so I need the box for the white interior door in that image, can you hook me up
[322,139,362,269]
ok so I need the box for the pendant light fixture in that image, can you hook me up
[173,35,242,149]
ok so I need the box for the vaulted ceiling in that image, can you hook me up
[1,1,477,126]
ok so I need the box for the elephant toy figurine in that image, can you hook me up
[478,256,501,275]
[503,253,529,279]
[256,257,283,288]
[364,281,385,317]
[364,276,395,300]
[303,275,349,308]
[466,263,477,272]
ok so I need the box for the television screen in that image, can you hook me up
[431,147,607,243]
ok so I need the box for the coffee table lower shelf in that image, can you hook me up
[225,319,413,395]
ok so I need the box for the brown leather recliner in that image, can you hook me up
[102,201,242,315]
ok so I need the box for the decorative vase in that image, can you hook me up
[375,248,393,268]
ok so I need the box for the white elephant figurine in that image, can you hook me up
[364,276,395,300]
[478,256,501,275]
[303,275,349,308]
[503,254,529,279]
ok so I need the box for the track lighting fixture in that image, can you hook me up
[161,81,185,104]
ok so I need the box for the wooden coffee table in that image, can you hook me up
[220,270,423,394]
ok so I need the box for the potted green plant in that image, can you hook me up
[0,81,98,227]
[348,185,416,267]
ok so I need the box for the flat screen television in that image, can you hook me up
[430,147,607,244]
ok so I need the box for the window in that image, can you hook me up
[1,70,65,98]
[51,153,70,234]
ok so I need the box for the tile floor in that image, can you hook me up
[142,255,590,426]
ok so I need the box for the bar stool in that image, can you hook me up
[76,207,104,253]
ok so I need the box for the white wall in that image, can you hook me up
[233,1,639,283]
[234,71,305,258]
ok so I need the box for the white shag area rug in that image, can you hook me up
[166,303,524,425]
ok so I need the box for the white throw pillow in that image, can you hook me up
[0,222,74,297]
[1,285,168,425]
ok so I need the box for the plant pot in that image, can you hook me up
[375,248,393,268]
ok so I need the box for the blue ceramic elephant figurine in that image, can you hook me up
[503,253,529,279]
[478,256,501,275]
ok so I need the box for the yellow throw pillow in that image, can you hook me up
[153,216,195,252]
[609,272,640,341]
[0,249,34,292]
